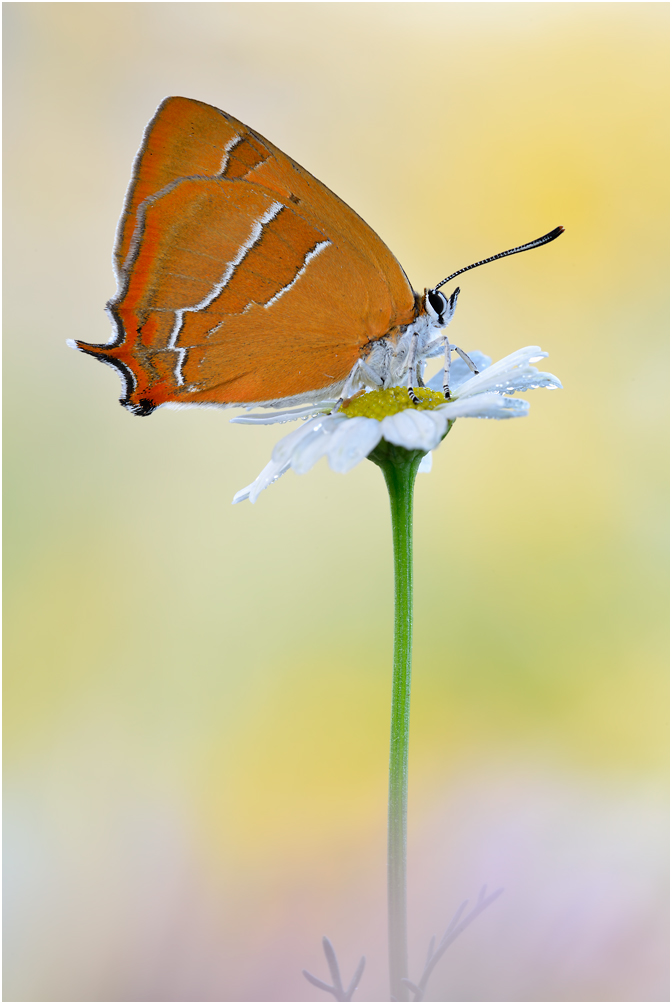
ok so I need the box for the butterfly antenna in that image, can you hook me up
[432,226,564,292]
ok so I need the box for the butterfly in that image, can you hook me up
[71,96,562,416]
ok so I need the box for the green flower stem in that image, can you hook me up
[368,441,425,1003]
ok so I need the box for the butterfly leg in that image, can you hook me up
[342,359,384,397]
[406,331,421,405]
[440,343,480,399]
[442,337,452,399]
[359,361,385,390]
[332,359,384,413]
[453,345,480,374]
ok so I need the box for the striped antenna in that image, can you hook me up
[433,226,564,292]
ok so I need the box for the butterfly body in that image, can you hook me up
[73,96,457,415]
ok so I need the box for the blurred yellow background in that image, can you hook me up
[4,3,668,1001]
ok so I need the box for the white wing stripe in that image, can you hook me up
[169,200,285,385]
[218,133,242,175]
[264,240,331,309]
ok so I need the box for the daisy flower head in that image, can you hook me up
[232,346,561,504]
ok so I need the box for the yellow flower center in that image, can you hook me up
[340,386,446,420]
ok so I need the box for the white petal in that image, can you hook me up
[418,452,433,473]
[455,346,552,399]
[271,416,337,464]
[503,368,562,392]
[381,408,448,451]
[426,351,492,392]
[486,345,548,370]
[462,364,562,396]
[231,404,332,425]
[232,458,290,504]
[439,393,530,420]
[327,417,383,473]
[291,421,343,474]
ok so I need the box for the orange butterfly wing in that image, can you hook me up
[77,97,417,414]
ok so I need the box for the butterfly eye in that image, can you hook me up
[426,289,447,322]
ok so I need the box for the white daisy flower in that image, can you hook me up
[232,346,561,504]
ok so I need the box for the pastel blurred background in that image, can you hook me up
[4,4,668,1001]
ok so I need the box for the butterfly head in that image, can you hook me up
[423,286,460,329]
